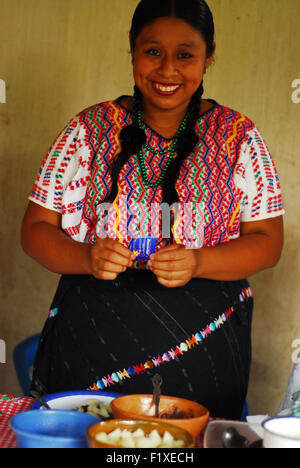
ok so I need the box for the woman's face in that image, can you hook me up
[132,16,214,116]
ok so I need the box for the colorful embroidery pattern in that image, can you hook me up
[86,285,254,391]
[29,99,284,257]
[48,308,58,319]
[87,302,243,392]
[239,286,253,302]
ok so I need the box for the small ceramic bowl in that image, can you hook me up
[111,394,209,437]
[30,389,122,411]
[203,420,262,448]
[10,410,99,448]
[87,419,195,448]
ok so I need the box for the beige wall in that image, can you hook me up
[0,0,299,416]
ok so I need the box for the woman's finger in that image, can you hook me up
[97,259,127,273]
[108,238,135,260]
[94,270,119,281]
[149,258,185,272]
[156,276,187,288]
[151,267,190,281]
[98,248,134,267]
[93,239,135,265]
[150,244,185,262]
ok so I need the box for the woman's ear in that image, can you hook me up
[205,41,216,72]
[129,33,135,65]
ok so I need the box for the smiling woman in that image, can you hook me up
[21,0,284,420]
[131,17,214,120]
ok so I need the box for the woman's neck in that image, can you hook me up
[142,106,188,139]
[119,96,213,139]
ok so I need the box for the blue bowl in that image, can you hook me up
[10,410,99,448]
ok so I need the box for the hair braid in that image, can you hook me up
[161,81,204,205]
[105,87,146,203]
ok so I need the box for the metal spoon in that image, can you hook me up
[221,427,249,448]
[152,374,163,418]
[30,390,51,409]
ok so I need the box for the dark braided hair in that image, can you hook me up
[106,88,146,204]
[161,82,204,205]
[105,0,215,205]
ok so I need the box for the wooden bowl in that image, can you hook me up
[87,419,195,448]
[111,394,209,438]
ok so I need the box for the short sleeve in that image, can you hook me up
[233,126,285,222]
[28,115,81,213]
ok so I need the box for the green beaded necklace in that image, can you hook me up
[136,110,190,188]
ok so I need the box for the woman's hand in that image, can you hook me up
[148,217,284,285]
[88,238,135,280]
[148,243,198,288]
[148,216,284,285]
[21,202,135,278]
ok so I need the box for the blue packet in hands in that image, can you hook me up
[129,237,157,260]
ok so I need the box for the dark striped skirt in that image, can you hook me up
[31,270,253,419]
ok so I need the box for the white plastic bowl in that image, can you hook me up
[30,390,122,412]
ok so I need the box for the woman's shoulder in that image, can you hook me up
[51,98,131,153]
[204,100,255,133]
[75,97,131,122]
[59,98,131,134]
